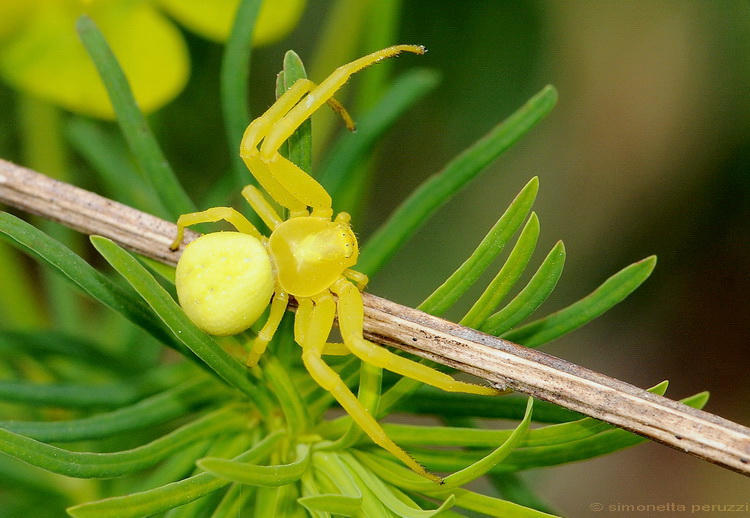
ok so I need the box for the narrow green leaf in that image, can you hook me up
[406,391,707,473]
[90,237,271,411]
[0,363,187,409]
[212,483,256,518]
[0,330,132,373]
[0,406,245,478]
[327,362,383,452]
[439,488,559,518]
[0,376,223,442]
[221,0,263,185]
[480,241,566,335]
[353,452,558,518]
[66,431,281,518]
[359,85,558,275]
[503,256,657,347]
[198,444,310,487]
[319,69,441,209]
[462,213,540,328]
[75,16,195,218]
[312,451,390,517]
[378,382,667,450]
[298,494,363,516]
[393,388,581,423]
[340,453,455,517]
[276,51,312,175]
[419,178,539,316]
[0,213,181,353]
[261,355,309,436]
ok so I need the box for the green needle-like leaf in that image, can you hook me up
[90,237,270,411]
[76,16,195,218]
[0,213,181,354]
[0,376,223,442]
[221,0,263,185]
[419,177,539,316]
[66,431,282,518]
[504,255,657,347]
[0,330,132,373]
[261,355,310,436]
[480,241,566,335]
[359,85,558,275]
[462,212,540,328]
[297,493,363,516]
[312,451,390,517]
[405,391,707,473]
[0,363,187,409]
[379,382,667,450]
[198,444,310,487]
[393,388,582,423]
[276,50,313,176]
[354,452,558,517]
[0,406,245,479]
[340,453,456,517]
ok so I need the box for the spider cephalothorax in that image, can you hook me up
[171,45,501,483]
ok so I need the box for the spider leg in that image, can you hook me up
[343,268,369,290]
[260,45,425,158]
[240,79,355,217]
[170,207,262,249]
[250,45,425,218]
[246,289,289,367]
[331,278,502,396]
[297,291,440,483]
[241,185,284,230]
[322,342,351,356]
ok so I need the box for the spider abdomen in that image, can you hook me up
[175,232,274,336]
[268,217,358,297]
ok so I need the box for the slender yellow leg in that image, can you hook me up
[242,154,309,214]
[261,45,426,157]
[246,289,289,367]
[240,78,356,215]
[294,297,314,352]
[241,185,284,231]
[343,268,368,290]
[241,78,355,154]
[265,154,333,218]
[253,45,425,217]
[297,291,440,483]
[322,342,351,356]
[170,207,262,249]
[331,278,502,396]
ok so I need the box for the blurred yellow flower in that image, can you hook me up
[0,0,306,119]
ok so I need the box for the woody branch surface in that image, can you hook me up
[1,158,749,476]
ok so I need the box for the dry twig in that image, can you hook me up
[1,158,748,476]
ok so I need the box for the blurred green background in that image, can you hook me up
[1,1,748,515]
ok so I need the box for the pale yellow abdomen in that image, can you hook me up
[175,232,274,336]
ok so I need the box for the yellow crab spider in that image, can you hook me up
[171,45,502,483]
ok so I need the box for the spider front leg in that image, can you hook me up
[240,45,425,217]
[296,291,440,483]
[245,289,288,367]
[331,278,504,396]
[170,206,263,249]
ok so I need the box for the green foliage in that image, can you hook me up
[0,8,695,518]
